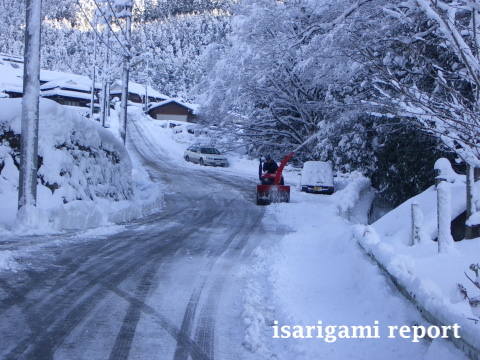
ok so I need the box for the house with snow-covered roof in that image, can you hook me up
[40,79,101,108]
[0,54,100,110]
[109,80,169,104]
[147,99,198,123]
[0,53,175,116]
[0,55,24,98]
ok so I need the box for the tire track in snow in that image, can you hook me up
[2,197,220,359]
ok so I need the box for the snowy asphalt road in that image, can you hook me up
[0,122,267,359]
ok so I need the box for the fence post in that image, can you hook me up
[437,180,454,253]
[411,202,423,246]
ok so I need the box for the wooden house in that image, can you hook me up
[147,99,198,123]
[109,81,168,105]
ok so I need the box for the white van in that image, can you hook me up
[300,161,334,194]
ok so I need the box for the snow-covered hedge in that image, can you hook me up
[0,98,140,231]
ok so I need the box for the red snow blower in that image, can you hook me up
[255,133,321,205]
[256,152,294,205]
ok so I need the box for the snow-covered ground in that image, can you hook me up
[240,176,468,359]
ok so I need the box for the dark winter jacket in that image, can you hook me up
[263,159,278,174]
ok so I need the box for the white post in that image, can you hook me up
[411,202,423,246]
[437,180,454,253]
[18,0,42,214]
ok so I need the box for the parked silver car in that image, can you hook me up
[184,146,229,167]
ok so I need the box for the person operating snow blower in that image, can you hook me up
[263,155,278,174]
[256,154,291,204]
[259,155,284,185]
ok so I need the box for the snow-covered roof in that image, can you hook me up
[41,88,93,101]
[0,59,23,93]
[148,99,198,113]
[0,53,23,64]
[110,80,169,100]
[40,70,94,87]
[0,55,97,95]
[41,78,100,92]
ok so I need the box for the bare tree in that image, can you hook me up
[18,0,42,217]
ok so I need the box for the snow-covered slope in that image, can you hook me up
[0,99,162,233]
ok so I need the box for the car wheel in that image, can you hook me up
[199,158,204,166]
[185,155,190,162]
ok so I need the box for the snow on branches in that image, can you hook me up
[366,0,480,165]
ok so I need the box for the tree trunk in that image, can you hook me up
[18,0,42,213]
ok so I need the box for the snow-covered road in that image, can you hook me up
[0,116,468,360]
[0,119,268,360]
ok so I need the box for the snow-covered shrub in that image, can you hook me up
[0,98,134,230]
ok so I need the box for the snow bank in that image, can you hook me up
[354,172,480,358]
[330,171,371,216]
[373,180,466,246]
[0,98,162,233]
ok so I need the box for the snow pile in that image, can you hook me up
[373,180,466,246]
[354,172,480,355]
[331,171,371,216]
[0,98,162,233]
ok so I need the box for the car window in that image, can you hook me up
[200,148,220,155]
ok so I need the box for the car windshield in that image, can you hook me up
[201,148,220,155]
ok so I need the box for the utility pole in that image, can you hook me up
[144,58,149,112]
[101,12,111,128]
[120,0,133,145]
[18,0,42,215]
[90,14,98,120]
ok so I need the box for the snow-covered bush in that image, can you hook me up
[0,98,135,231]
